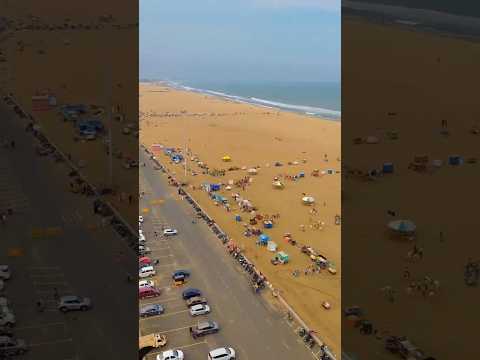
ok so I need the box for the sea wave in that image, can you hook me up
[162,81,341,120]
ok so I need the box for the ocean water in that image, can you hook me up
[162,80,341,120]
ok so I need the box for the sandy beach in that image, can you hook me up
[1,3,138,226]
[342,17,480,359]
[140,83,341,354]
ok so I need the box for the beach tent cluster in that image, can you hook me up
[59,104,106,140]
[163,148,184,164]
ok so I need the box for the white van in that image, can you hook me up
[138,266,155,278]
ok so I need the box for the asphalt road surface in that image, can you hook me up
[139,149,319,360]
[0,100,137,359]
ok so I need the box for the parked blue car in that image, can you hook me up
[139,304,164,318]
[182,288,201,300]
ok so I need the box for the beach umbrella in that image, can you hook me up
[259,234,270,244]
[388,220,416,234]
[247,168,258,175]
[222,155,231,162]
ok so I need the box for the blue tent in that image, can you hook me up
[258,234,270,245]
[210,184,221,191]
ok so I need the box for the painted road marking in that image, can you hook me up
[140,309,189,321]
[29,338,73,347]
[148,341,206,356]
[16,322,65,331]
[155,324,195,334]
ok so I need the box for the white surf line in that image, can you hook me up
[29,338,73,347]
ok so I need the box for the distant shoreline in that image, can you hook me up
[343,1,480,42]
[139,80,341,121]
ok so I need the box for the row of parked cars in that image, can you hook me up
[137,216,235,359]
[0,265,30,357]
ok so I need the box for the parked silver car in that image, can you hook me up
[0,336,28,356]
[58,295,92,312]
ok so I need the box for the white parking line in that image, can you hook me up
[148,341,207,355]
[29,338,73,347]
[155,324,195,334]
[155,254,174,258]
[140,309,190,321]
[33,281,70,286]
[140,296,183,305]
[28,266,60,270]
[16,322,65,331]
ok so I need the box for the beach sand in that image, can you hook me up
[140,83,341,354]
[1,3,138,227]
[342,18,480,359]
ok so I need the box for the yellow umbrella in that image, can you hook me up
[222,155,231,162]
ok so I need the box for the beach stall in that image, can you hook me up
[382,162,394,174]
[222,155,231,162]
[388,220,416,236]
[302,196,315,205]
[258,234,270,246]
[263,220,273,229]
[276,251,289,264]
[210,184,221,191]
[267,241,278,252]
[272,180,284,189]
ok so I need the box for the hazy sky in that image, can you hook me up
[140,0,340,83]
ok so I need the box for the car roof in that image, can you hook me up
[140,265,154,271]
[197,321,214,329]
[209,347,229,356]
[184,288,200,293]
[191,304,204,310]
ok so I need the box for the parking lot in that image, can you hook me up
[139,215,213,360]
[0,100,137,359]
[139,161,319,360]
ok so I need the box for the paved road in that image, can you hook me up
[0,100,137,359]
[139,149,318,360]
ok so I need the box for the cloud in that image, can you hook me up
[250,0,340,11]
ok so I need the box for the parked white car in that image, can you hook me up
[138,280,155,288]
[0,312,15,327]
[157,349,184,360]
[139,216,144,223]
[139,266,156,278]
[0,266,11,280]
[208,347,236,360]
[163,229,178,236]
[189,304,211,316]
